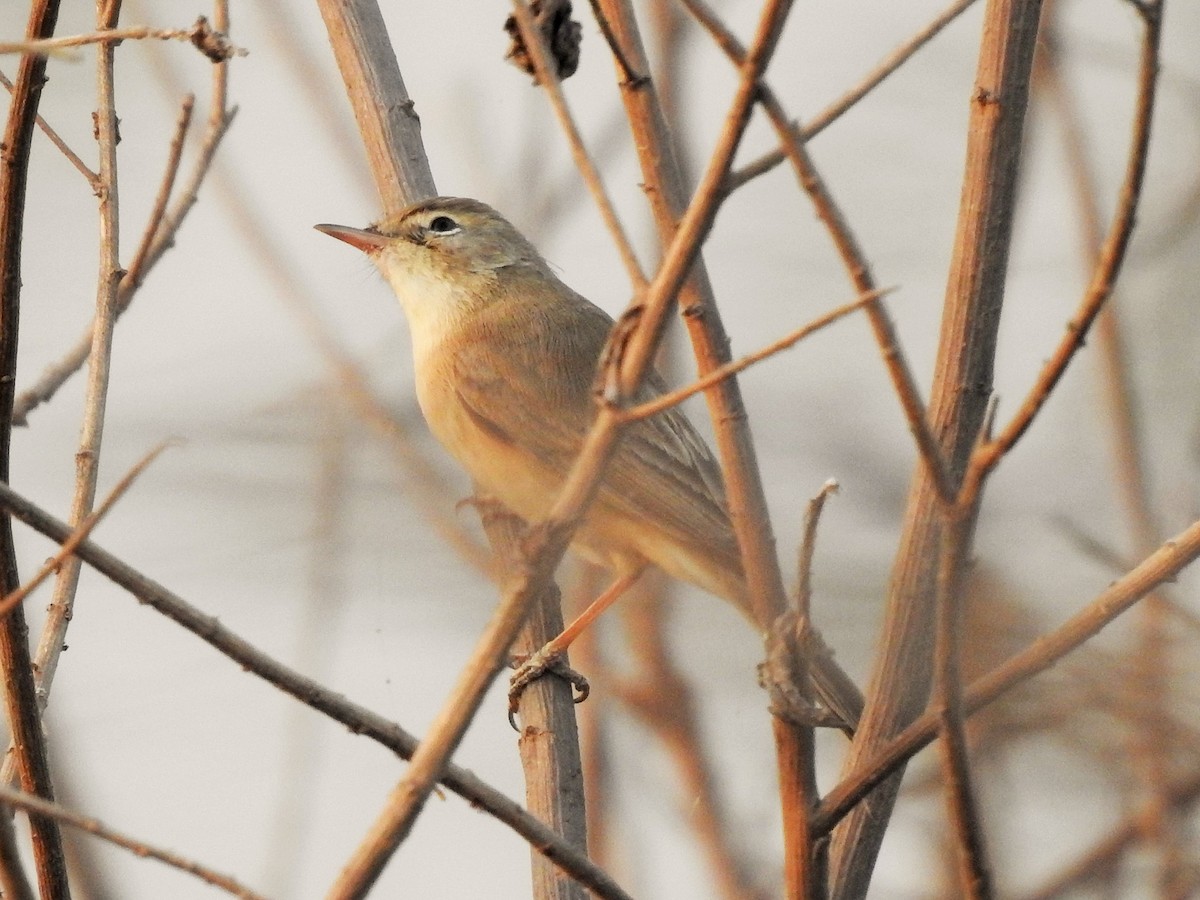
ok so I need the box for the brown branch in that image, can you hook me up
[0,71,97,185]
[0,478,633,900]
[480,502,588,900]
[933,504,993,898]
[830,1,1045,893]
[617,288,886,424]
[314,0,437,210]
[970,0,1162,478]
[817,515,1200,836]
[726,0,982,191]
[796,480,839,618]
[13,72,236,425]
[0,784,266,899]
[33,0,126,738]
[790,480,839,898]
[124,94,193,286]
[0,0,73,894]
[0,19,244,61]
[1038,4,1181,884]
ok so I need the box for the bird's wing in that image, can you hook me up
[448,290,741,573]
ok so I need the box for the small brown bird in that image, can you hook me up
[317,197,858,727]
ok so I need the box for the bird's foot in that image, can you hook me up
[507,647,590,730]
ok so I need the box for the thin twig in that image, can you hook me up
[124,94,193,286]
[0,784,266,899]
[0,19,245,61]
[933,504,993,898]
[12,93,236,425]
[969,0,1162,481]
[0,70,97,185]
[792,478,839,898]
[0,442,169,619]
[35,0,126,733]
[817,514,1200,836]
[726,0,982,191]
[682,0,954,502]
[509,0,646,287]
[616,288,886,424]
[0,478,633,900]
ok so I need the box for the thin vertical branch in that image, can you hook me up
[829,1,1044,894]
[933,504,992,898]
[970,0,1162,474]
[481,503,588,900]
[789,480,839,900]
[0,0,74,894]
[37,0,126,719]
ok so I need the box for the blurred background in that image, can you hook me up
[2,0,1199,896]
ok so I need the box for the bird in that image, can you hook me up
[316,196,859,729]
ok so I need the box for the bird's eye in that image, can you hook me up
[428,215,460,235]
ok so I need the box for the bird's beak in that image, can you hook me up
[314,223,389,254]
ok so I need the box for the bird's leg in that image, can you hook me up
[508,570,642,721]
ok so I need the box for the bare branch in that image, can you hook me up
[32,0,127,723]
[933,506,993,898]
[617,288,886,424]
[124,94,193,286]
[971,0,1162,477]
[727,0,982,191]
[0,18,244,62]
[0,70,97,185]
[0,784,266,899]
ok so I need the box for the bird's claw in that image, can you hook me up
[507,647,590,730]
